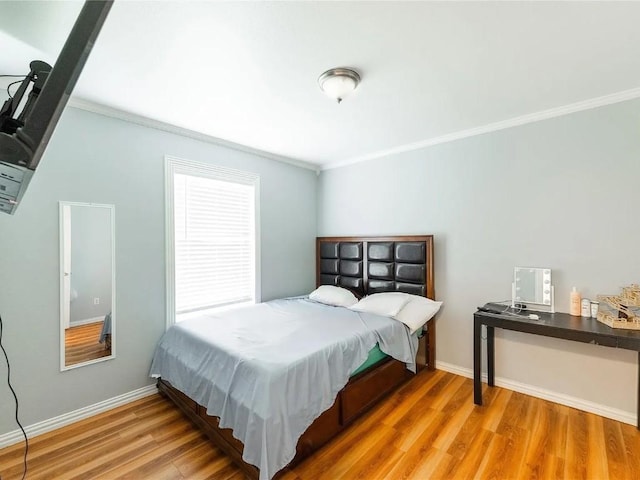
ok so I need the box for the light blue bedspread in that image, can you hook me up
[149,297,417,480]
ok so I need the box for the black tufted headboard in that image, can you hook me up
[316,235,435,300]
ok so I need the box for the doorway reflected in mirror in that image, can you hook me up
[59,202,115,370]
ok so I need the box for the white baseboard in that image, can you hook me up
[70,316,105,327]
[0,384,157,449]
[435,360,637,427]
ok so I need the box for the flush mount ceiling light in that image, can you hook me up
[318,68,361,103]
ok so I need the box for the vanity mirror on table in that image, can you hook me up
[512,266,554,313]
[59,202,115,370]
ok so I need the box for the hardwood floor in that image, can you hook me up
[1,370,639,479]
[65,321,111,366]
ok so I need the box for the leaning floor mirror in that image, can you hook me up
[59,202,115,370]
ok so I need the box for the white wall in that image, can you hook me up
[318,98,640,423]
[0,106,317,435]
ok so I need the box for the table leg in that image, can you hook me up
[637,351,640,430]
[487,326,495,387]
[473,317,483,405]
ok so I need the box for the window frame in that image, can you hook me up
[165,155,261,328]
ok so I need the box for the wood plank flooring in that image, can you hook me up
[65,321,111,366]
[1,370,639,479]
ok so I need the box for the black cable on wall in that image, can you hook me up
[0,314,28,480]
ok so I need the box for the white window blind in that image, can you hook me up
[173,169,257,315]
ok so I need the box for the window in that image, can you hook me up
[166,157,260,326]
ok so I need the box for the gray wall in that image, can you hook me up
[0,107,317,435]
[318,98,640,419]
[69,205,112,324]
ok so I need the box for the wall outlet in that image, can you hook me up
[94,297,100,305]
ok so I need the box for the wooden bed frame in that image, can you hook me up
[157,235,436,479]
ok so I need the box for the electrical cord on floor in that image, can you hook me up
[0,314,28,480]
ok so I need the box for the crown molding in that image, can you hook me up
[322,86,640,171]
[68,86,640,174]
[67,98,319,173]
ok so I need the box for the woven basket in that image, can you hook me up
[621,284,640,307]
[596,284,640,330]
[596,311,640,330]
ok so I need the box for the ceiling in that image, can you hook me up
[2,1,640,169]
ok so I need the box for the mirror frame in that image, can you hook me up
[59,201,116,371]
[511,266,555,313]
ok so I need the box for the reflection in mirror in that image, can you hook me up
[60,202,115,370]
[512,267,554,313]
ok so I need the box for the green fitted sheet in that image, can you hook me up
[351,330,422,376]
[351,344,388,376]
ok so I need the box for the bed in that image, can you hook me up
[152,235,436,479]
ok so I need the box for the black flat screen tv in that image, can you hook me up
[0,0,112,215]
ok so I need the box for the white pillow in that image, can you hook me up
[349,292,411,317]
[394,295,442,334]
[309,285,358,307]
